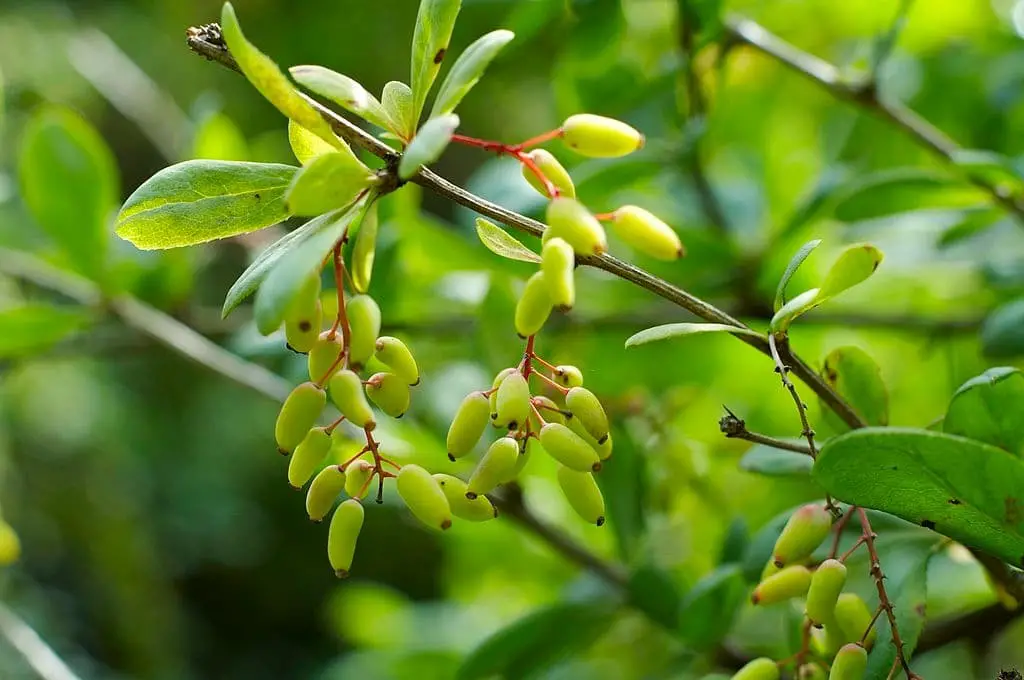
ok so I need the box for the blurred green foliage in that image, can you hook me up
[1,0,1024,679]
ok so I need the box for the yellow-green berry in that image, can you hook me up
[365,372,410,418]
[467,437,519,498]
[773,503,833,567]
[522,148,575,198]
[346,294,380,370]
[541,237,576,310]
[514,272,553,338]
[275,382,327,453]
[805,559,847,626]
[565,386,609,444]
[374,336,419,386]
[751,565,812,605]
[306,465,347,521]
[832,593,877,650]
[494,371,531,431]
[282,273,323,350]
[561,113,644,158]
[554,365,584,388]
[307,331,344,383]
[351,201,378,294]
[433,473,497,522]
[447,391,491,460]
[329,370,376,429]
[829,644,867,680]
[556,465,605,526]
[544,197,607,256]
[344,459,374,499]
[729,657,780,680]
[609,205,684,260]
[397,464,452,531]
[539,422,601,472]
[288,426,331,488]
[327,498,364,577]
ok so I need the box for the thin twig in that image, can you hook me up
[0,601,82,680]
[767,334,819,459]
[719,407,813,455]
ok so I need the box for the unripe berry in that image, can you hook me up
[556,466,605,526]
[798,665,826,680]
[522,149,576,198]
[329,370,376,429]
[539,422,601,472]
[729,657,779,680]
[561,114,644,158]
[511,437,535,477]
[467,437,519,498]
[307,331,344,383]
[288,426,331,488]
[447,391,490,460]
[805,559,848,626]
[433,473,497,522]
[327,498,364,577]
[374,336,419,386]
[0,521,20,566]
[514,272,553,338]
[773,503,833,567]
[829,644,868,680]
[494,371,531,431]
[351,201,378,294]
[344,459,374,499]
[554,365,584,388]
[282,273,323,350]
[751,565,812,605]
[544,197,607,256]
[346,294,381,370]
[275,382,327,453]
[397,464,452,531]
[832,593,877,649]
[365,372,410,418]
[529,395,565,429]
[306,465,347,521]
[609,205,684,261]
[541,237,576,310]
[565,386,609,444]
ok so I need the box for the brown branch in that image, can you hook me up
[719,408,813,455]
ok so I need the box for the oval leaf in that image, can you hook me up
[382,81,415,141]
[820,345,889,430]
[832,168,987,223]
[410,0,462,123]
[626,322,763,348]
[287,120,335,165]
[430,29,514,117]
[19,107,117,280]
[951,149,1024,196]
[456,601,615,680]
[944,367,1024,455]
[474,218,540,263]
[221,3,338,147]
[981,298,1024,359]
[0,305,92,357]
[739,445,813,477]
[284,149,374,216]
[677,565,746,649]
[814,427,1024,567]
[398,113,459,179]
[818,242,883,300]
[253,197,371,334]
[116,160,297,250]
[627,564,683,630]
[774,239,821,312]
[289,65,393,132]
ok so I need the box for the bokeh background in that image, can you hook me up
[1,0,1024,678]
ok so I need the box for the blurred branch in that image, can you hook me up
[0,601,82,680]
[184,25,867,432]
[724,14,1024,223]
[872,0,916,79]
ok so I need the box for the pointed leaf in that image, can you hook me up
[944,367,1024,455]
[19,107,117,280]
[287,120,335,165]
[677,565,746,649]
[474,218,540,263]
[430,29,514,117]
[253,197,371,334]
[0,305,92,357]
[774,239,821,312]
[818,243,883,300]
[284,149,375,216]
[398,113,459,179]
[627,564,682,630]
[814,427,1024,567]
[831,168,986,223]
[350,201,379,294]
[220,3,338,147]
[116,160,296,249]
[937,207,1003,248]
[382,81,415,141]
[981,298,1024,359]
[820,346,889,430]
[739,445,813,477]
[410,0,462,123]
[289,65,393,132]
[625,322,763,348]
[769,288,821,332]
[951,149,1024,196]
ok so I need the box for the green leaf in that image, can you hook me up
[739,445,813,477]
[284,148,375,216]
[774,239,821,312]
[474,218,540,264]
[820,345,889,430]
[937,207,1003,248]
[625,322,763,348]
[429,29,515,118]
[831,168,987,222]
[192,112,249,161]
[398,113,459,179]
[769,288,821,333]
[677,565,746,649]
[382,81,415,141]
[951,149,1024,196]
[0,305,91,357]
[253,197,371,334]
[116,160,297,249]
[596,424,648,561]
[220,3,339,148]
[814,427,1024,567]
[627,564,683,630]
[410,0,462,124]
[981,298,1024,359]
[944,367,1024,455]
[289,65,394,132]
[456,601,615,680]
[818,243,884,300]
[741,506,800,581]
[221,211,339,318]
[19,107,118,281]
[287,120,335,165]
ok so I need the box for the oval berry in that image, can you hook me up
[829,644,867,680]
[529,395,565,430]
[805,559,847,626]
[329,370,376,429]
[283,273,323,351]
[307,331,344,383]
[327,498,364,577]
[346,294,380,370]
[539,422,601,472]
[275,381,326,453]
[554,365,584,388]
[730,657,780,680]
[522,148,575,198]
[751,565,812,605]
[561,113,644,158]
[556,465,605,526]
[798,665,826,680]
[541,237,575,310]
[365,372,410,418]
[514,271,553,338]
[374,336,419,386]
[306,465,347,522]
[544,197,607,256]
[832,593,877,649]
[494,371,531,431]
[433,473,497,522]
[773,503,833,567]
[344,458,374,499]
[467,437,519,498]
[447,391,490,460]
[397,464,452,531]
[610,205,684,261]
[288,426,331,488]
[565,386,609,444]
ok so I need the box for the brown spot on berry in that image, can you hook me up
[298,320,312,332]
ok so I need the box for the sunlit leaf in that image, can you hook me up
[817,243,884,300]
[0,305,92,357]
[981,298,1024,359]
[398,113,459,179]
[382,81,415,141]
[474,218,540,263]
[410,0,462,123]
[625,322,763,348]
[289,65,393,132]
[831,168,986,223]
[19,107,118,281]
[284,148,375,216]
[116,160,296,249]
[430,29,515,117]
[287,120,335,165]
[769,288,821,333]
[943,367,1024,455]
[774,239,821,312]
[820,345,889,430]
[814,427,1024,566]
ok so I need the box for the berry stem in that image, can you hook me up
[513,150,559,198]
[591,211,616,221]
[515,127,565,150]
[324,414,347,434]
[531,370,569,395]
[839,535,868,562]
[520,335,536,378]
[363,426,387,504]
[828,506,856,559]
[450,133,560,197]
[528,352,558,373]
